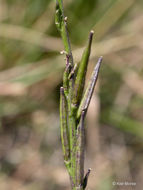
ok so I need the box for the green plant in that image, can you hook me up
[55,0,102,189]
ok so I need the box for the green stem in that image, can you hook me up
[56,1,102,189]
[56,0,74,66]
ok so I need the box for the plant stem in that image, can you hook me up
[55,0,74,66]
[56,1,102,189]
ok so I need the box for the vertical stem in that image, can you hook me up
[56,0,74,67]
[56,1,102,189]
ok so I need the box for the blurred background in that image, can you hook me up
[0,0,143,189]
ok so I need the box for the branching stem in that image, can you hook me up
[56,1,102,189]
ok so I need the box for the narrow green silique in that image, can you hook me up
[56,1,102,189]
[60,87,70,168]
[72,31,94,107]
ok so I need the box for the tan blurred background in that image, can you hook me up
[0,0,143,189]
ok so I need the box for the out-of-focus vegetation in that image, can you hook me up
[0,0,143,190]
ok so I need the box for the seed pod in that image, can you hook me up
[60,87,70,162]
[75,111,86,186]
[77,56,102,119]
[72,31,94,107]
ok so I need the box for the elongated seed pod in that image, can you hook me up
[60,87,70,162]
[75,110,86,187]
[77,56,102,119]
[72,31,94,107]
